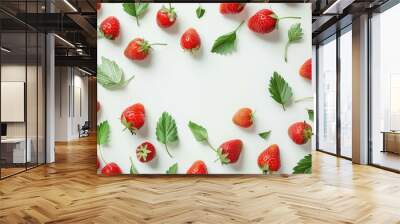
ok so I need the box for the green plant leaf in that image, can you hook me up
[307,109,314,121]
[97,121,110,145]
[258,131,271,140]
[156,112,178,158]
[293,154,312,174]
[97,57,134,90]
[97,28,104,39]
[211,21,244,55]
[166,163,178,174]
[130,157,139,175]
[188,121,208,142]
[122,3,149,26]
[284,23,303,62]
[196,6,205,19]
[268,72,293,110]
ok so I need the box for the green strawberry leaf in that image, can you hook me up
[211,21,244,55]
[166,163,178,174]
[307,109,314,121]
[122,3,149,26]
[285,23,303,62]
[97,57,134,90]
[292,154,312,174]
[130,157,139,175]
[258,131,271,140]
[188,121,208,142]
[217,150,230,165]
[268,71,293,111]
[156,112,178,158]
[97,121,110,145]
[196,6,205,19]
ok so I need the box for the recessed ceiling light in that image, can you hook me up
[1,47,11,53]
[54,34,75,48]
[63,0,78,12]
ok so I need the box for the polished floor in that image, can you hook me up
[373,150,400,171]
[0,136,399,223]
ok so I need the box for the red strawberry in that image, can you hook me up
[121,103,145,134]
[101,162,122,176]
[186,160,208,174]
[220,3,246,14]
[258,144,281,174]
[180,28,201,52]
[96,158,100,169]
[217,139,243,164]
[97,101,100,112]
[247,9,300,34]
[99,16,120,40]
[124,38,167,61]
[156,4,177,28]
[136,142,156,163]
[288,121,312,145]
[299,58,312,80]
[232,108,253,128]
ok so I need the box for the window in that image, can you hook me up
[370,3,400,171]
[317,36,337,154]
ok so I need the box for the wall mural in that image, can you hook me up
[97,3,312,175]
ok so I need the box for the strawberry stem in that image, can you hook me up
[164,144,173,158]
[98,145,107,165]
[150,43,168,46]
[234,20,245,32]
[278,16,301,20]
[206,141,217,153]
[284,42,289,63]
[169,3,172,10]
[294,96,314,103]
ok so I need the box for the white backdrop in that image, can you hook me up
[98,3,312,174]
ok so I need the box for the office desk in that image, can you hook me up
[1,138,32,163]
[381,131,400,154]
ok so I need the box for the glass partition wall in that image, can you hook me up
[316,26,353,159]
[0,1,46,179]
[370,4,400,172]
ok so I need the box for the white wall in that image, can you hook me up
[54,67,89,141]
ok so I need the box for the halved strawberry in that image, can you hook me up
[136,142,156,163]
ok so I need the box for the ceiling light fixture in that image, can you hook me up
[1,47,11,53]
[63,0,78,12]
[54,34,75,48]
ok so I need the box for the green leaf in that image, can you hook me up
[156,112,178,158]
[97,28,104,39]
[307,109,314,121]
[130,157,139,175]
[97,121,110,145]
[188,121,208,142]
[122,3,149,26]
[97,57,134,90]
[196,6,205,19]
[293,154,312,174]
[166,163,178,174]
[285,23,303,62]
[211,21,244,55]
[258,131,271,140]
[268,72,293,110]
